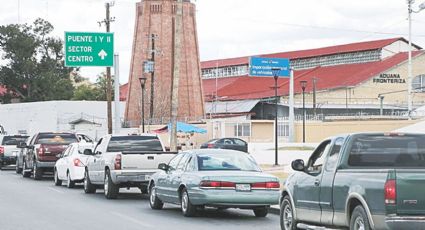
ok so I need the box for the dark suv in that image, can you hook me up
[18,132,78,180]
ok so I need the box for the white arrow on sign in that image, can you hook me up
[98,49,107,60]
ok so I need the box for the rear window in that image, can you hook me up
[36,133,78,145]
[197,152,261,171]
[107,136,163,152]
[2,136,29,145]
[348,135,425,167]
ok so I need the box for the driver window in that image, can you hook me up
[177,154,191,171]
[325,138,344,172]
[308,140,331,173]
[168,154,184,171]
[94,138,103,154]
[62,146,72,157]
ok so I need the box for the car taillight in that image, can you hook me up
[73,158,84,167]
[200,181,235,189]
[0,146,4,155]
[207,143,214,148]
[37,147,45,156]
[114,154,122,170]
[384,179,396,205]
[252,182,280,190]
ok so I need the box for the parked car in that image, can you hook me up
[280,132,425,230]
[15,136,32,174]
[83,134,176,199]
[148,149,280,217]
[53,142,94,188]
[0,134,29,170]
[200,138,248,153]
[18,132,79,180]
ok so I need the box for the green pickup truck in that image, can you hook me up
[280,133,425,230]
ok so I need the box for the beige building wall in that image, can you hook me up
[284,53,425,107]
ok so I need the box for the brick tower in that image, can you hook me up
[124,0,204,126]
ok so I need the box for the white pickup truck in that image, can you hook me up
[83,134,176,199]
[0,134,29,170]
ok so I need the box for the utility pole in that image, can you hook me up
[99,2,115,134]
[149,34,156,124]
[313,78,317,116]
[170,0,183,151]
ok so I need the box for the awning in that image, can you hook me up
[152,122,207,134]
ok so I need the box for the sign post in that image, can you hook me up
[64,32,114,67]
[249,57,292,165]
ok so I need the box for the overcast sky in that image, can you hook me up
[1,0,425,84]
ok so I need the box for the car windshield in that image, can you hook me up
[348,134,425,167]
[107,136,163,152]
[36,133,78,145]
[2,136,29,145]
[197,152,261,171]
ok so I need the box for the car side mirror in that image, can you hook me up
[83,149,94,156]
[291,159,305,172]
[17,142,27,149]
[158,163,169,171]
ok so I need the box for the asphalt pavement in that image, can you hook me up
[0,167,280,230]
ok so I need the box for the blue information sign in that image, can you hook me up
[249,57,290,77]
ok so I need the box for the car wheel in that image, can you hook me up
[22,160,31,178]
[66,171,75,188]
[181,188,196,217]
[104,170,119,199]
[350,206,371,230]
[253,207,268,217]
[15,159,22,174]
[54,168,62,186]
[149,183,164,210]
[33,161,42,180]
[281,196,297,230]
[83,170,96,194]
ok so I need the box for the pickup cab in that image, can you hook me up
[83,134,176,199]
[280,133,425,230]
[0,135,29,170]
[20,132,79,180]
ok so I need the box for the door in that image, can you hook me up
[169,154,192,204]
[319,137,345,225]
[89,138,104,182]
[56,145,72,180]
[157,153,184,203]
[294,140,331,223]
[232,138,248,152]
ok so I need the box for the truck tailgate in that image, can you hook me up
[3,146,20,157]
[121,152,176,170]
[396,169,425,215]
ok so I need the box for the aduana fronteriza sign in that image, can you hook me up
[373,74,406,84]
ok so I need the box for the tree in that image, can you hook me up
[0,18,74,103]
[71,73,115,101]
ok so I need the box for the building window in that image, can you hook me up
[233,123,251,137]
[412,74,425,92]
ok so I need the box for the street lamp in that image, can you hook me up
[300,80,307,143]
[271,67,281,166]
[139,76,147,133]
[407,0,425,118]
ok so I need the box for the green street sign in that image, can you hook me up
[65,32,114,67]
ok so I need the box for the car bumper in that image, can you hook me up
[386,216,425,230]
[110,170,158,184]
[36,161,56,168]
[189,188,280,207]
[70,167,85,181]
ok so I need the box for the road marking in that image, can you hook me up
[48,187,65,194]
[110,211,155,228]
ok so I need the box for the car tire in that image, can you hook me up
[66,171,75,188]
[104,170,119,199]
[350,206,371,230]
[281,196,298,230]
[33,161,42,180]
[54,168,62,186]
[181,188,196,217]
[84,170,96,194]
[253,207,268,217]
[140,186,148,194]
[22,160,31,178]
[15,159,22,174]
[149,183,164,210]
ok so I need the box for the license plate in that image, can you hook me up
[236,184,251,192]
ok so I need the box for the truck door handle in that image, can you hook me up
[314,180,320,186]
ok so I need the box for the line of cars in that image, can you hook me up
[4,131,281,219]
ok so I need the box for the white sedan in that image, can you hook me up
[54,142,94,188]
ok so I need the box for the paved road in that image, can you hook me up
[0,168,280,230]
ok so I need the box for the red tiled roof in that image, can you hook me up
[201,37,419,69]
[203,51,423,101]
